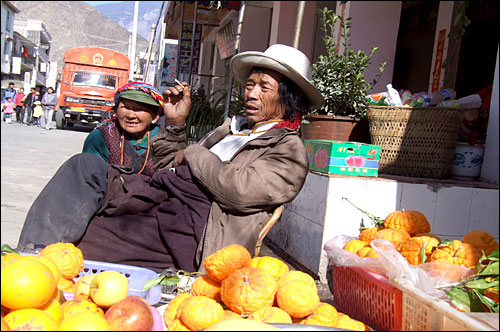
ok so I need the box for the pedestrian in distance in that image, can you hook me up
[2,82,16,104]
[32,101,43,127]
[14,87,26,123]
[23,87,39,126]
[1,97,16,124]
[17,44,324,274]
[41,87,58,130]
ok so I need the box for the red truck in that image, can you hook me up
[56,47,130,129]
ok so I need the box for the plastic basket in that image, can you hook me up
[332,264,498,331]
[332,265,402,331]
[366,105,464,179]
[64,259,162,305]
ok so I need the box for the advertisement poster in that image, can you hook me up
[161,42,178,87]
[216,21,236,60]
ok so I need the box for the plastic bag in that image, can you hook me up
[324,235,475,300]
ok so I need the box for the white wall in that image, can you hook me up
[342,1,402,93]
[480,47,499,184]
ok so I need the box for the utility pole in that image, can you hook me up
[144,24,156,85]
[129,1,139,82]
[293,1,306,49]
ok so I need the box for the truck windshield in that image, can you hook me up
[72,72,117,90]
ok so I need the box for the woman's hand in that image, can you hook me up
[162,82,191,127]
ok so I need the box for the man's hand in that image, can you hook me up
[162,82,191,127]
[173,150,185,167]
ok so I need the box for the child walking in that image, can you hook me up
[1,97,15,123]
[32,101,44,127]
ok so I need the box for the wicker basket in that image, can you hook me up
[366,106,464,179]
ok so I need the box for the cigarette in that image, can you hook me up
[175,79,185,89]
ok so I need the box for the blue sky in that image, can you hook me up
[82,1,124,6]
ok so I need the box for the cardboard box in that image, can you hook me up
[304,139,381,176]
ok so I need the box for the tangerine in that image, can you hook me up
[163,292,192,329]
[58,277,76,293]
[249,256,290,279]
[62,299,105,318]
[58,312,109,331]
[0,253,21,269]
[179,296,224,331]
[1,257,57,310]
[4,308,57,331]
[191,275,222,302]
[23,255,62,284]
[203,244,252,282]
[38,298,64,324]
[39,242,84,279]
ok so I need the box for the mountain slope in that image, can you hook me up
[11,1,150,74]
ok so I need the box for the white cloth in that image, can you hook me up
[209,116,280,162]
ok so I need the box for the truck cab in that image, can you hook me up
[56,47,130,129]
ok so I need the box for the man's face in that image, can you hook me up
[31,88,36,94]
[244,68,285,127]
[9,84,14,89]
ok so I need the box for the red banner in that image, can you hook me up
[431,29,446,93]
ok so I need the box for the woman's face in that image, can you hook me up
[116,98,159,139]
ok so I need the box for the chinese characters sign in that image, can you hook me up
[161,42,178,86]
[216,21,235,60]
[178,22,202,74]
[432,29,446,92]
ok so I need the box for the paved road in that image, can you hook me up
[1,120,92,248]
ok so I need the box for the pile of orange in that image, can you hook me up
[163,244,370,331]
[1,242,109,331]
[344,209,499,270]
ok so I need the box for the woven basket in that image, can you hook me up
[366,106,464,179]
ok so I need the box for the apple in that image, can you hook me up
[89,271,129,308]
[345,155,355,166]
[74,274,96,300]
[104,295,154,331]
[353,156,366,167]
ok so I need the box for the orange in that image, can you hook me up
[58,312,109,331]
[276,270,317,292]
[163,292,192,329]
[167,318,191,331]
[179,296,224,331]
[38,298,64,324]
[4,308,57,331]
[39,242,84,279]
[1,257,57,310]
[249,256,290,279]
[1,317,10,331]
[23,255,62,284]
[462,230,499,256]
[223,310,242,320]
[249,306,292,323]
[191,275,222,302]
[276,280,319,318]
[203,244,252,282]
[58,277,76,293]
[0,253,21,269]
[62,299,105,318]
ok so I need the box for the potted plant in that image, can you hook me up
[301,6,386,143]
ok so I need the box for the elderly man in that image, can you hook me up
[17,44,324,272]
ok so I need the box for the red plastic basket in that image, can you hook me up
[332,264,403,331]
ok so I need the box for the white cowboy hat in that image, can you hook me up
[230,44,324,110]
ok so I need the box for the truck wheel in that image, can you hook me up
[55,110,66,129]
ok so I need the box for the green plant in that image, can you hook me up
[311,6,386,119]
[443,249,499,313]
[185,85,245,142]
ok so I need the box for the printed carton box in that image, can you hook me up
[304,140,381,177]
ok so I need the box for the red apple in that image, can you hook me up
[345,155,355,166]
[104,295,154,331]
[353,156,366,167]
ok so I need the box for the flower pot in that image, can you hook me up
[301,115,371,143]
[451,142,484,179]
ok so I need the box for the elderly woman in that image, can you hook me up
[82,82,168,175]
[17,44,324,273]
